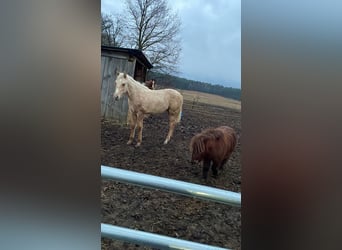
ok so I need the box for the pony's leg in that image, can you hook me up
[127,112,137,145]
[135,113,144,147]
[220,158,229,169]
[202,159,211,180]
[164,115,177,144]
[212,163,218,178]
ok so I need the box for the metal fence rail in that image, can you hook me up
[101,165,241,206]
[101,165,241,249]
[101,223,229,250]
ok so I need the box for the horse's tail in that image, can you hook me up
[177,104,183,123]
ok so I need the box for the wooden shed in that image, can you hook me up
[101,46,153,123]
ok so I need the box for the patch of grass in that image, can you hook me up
[179,89,241,111]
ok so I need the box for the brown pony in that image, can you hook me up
[190,126,237,179]
[143,79,155,90]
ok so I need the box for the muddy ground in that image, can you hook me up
[101,101,241,250]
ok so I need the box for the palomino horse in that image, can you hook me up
[143,79,155,90]
[114,72,183,147]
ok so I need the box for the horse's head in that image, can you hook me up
[114,72,129,100]
[151,79,155,89]
[144,79,155,90]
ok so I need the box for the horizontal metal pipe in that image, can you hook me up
[101,223,229,250]
[101,165,241,207]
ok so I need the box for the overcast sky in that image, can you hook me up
[101,0,241,89]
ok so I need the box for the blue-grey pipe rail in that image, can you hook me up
[101,223,230,250]
[101,165,241,207]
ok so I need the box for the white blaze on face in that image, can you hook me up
[113,75,126,100]
[113,81,120,99]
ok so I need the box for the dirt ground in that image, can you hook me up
[101,101,241,250]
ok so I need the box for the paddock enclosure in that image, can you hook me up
[101,97,241,249]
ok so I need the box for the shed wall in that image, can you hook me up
[101,53,135,123]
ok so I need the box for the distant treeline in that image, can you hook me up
[148,72,241,101]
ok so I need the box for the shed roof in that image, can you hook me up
[101,46,153,69]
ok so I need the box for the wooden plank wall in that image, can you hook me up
[101,54,135,123]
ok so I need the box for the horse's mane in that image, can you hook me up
[190,134,206,157]
[190,127,237,157]
[117,72,150,90]
[202,128,224,140]
[190,128,224,157]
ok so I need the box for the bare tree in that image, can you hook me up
[101,13,125,47]
[124,0,182,74]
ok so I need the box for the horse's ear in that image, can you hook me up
[123,72,127,78]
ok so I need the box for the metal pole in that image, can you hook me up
[101,223,229,250]
[101,165,241,207]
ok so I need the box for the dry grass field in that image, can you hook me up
[179,89,241,111]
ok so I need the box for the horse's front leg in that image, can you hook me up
[212,161,219,178]
[202,159,211,180]
[127,111,137,145]
[135,113,144,147]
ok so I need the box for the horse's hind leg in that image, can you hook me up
[212,159,223,178]
[219,158,229,169]
[164,114,178,144]
[164,121,176,144]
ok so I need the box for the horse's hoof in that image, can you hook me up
[163,140,168,145]
[135,143,141,147]
[127,140,133,145]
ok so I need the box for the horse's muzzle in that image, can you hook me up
[114,96,119,101]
